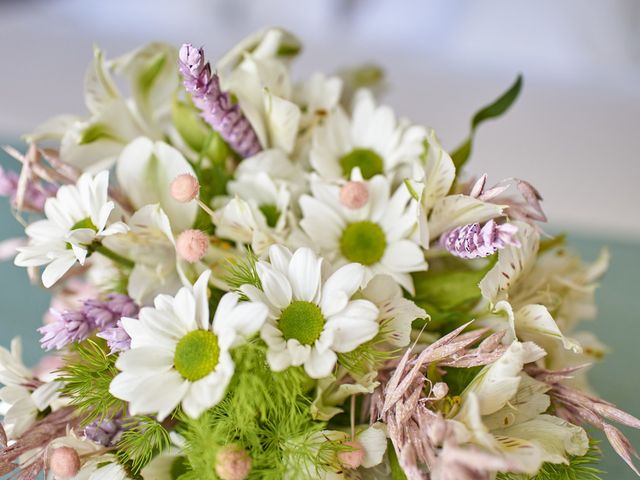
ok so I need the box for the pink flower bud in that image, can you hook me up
[170,174,200,203]
[49,446,81,479]
[339,181,369,209]
[338,440,365,469]
[215,445,252,480]
[176,229,209,263]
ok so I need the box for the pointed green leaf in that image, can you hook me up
[451,75,523,171]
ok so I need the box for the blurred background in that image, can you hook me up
[0,0,638,478]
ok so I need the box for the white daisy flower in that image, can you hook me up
[14,171,128,288]
[294,72,343,129]
[309,89,426,181]
[299,172,426,294]
[109,270,268,420]
[240,245,380,379]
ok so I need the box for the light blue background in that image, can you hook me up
[0,146,638,479]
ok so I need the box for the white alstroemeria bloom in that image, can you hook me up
[361,274,428,347]
[408,129,505,247]
[294,72,343,129]
[212,197,282,256]
[478,222,603,355]
[449,341,589,474]
[227,171,292,234]
[310,89,426,181]
[0,338,61,439]
[220,29,301,155]
[103,204,184,305]
[140,432,186,480]
[299,172,425,294]
[241,246,379,379]
[27,44,178,173]
[116,137,198,232]
[110,270,268,419]
[14,171,129,288]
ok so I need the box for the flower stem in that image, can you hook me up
[93,244,134,269]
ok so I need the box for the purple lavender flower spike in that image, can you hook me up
[106,294,139,318]
[83,417,124,446]
[82,299,117,329]
[97,319,132,354]
[38,310,93,351]
[441,220,519,259]
[178,43,262,158]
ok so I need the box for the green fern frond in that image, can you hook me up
[116,416,171,475]
[178,341,342,479]
[56,338,125,425]
[496,440,604,480]
[224,248,262,294]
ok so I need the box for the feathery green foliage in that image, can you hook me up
[496,440,604,480]
[116,416,172,476]
[224,248,262,293]
[178,341,343,479]
[56,338,125,425]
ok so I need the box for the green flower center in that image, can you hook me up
[278,301,325,345]
[174,330,220,382]
[71,217,97,232]
[259,203,280,228]
[340,221,387,266]
[339,148,384,179]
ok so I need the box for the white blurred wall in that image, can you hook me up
[1,0,639,238]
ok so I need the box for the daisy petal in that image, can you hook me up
[320,263,365,317]
[304,347,337,379]
[256,262,292,310]
[288,247,323,302]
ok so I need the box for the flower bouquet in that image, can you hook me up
[0,28,638,480]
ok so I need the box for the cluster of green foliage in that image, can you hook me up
[56,338,125,425]
[116,416,172,476]
[177,341,343,479]
[496,441,604,480]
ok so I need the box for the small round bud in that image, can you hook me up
[338,440,365,470]
[176,229,209,263]
[431,382,449,400]
[215,445,252,480]
[49,446,81,479]
[339,181,369,209]
[170,174,200,203]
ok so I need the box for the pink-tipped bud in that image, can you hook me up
[176,229,209,263]
[339,181,369,209]
[49,446,81,479]
[215,445,252,480]
[338,440,365,469]
[170,174,200,203]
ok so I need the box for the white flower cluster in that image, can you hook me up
[1,28,633,480]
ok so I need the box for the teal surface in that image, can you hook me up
[0,147,639,478]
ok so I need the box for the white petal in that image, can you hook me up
[304,347,337,379]
[115,347,174,375]
[256,262,292,310]
[326,300,379,352]
[358,423,388,468]
[268,244,292,276]
[288,247,323,302]
[320,263,365,317]
[41,252,77,288]
[266,346,292,372]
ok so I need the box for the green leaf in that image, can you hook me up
[387,440,408,480]
[443,366,483,397]
[451,75,523,171]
